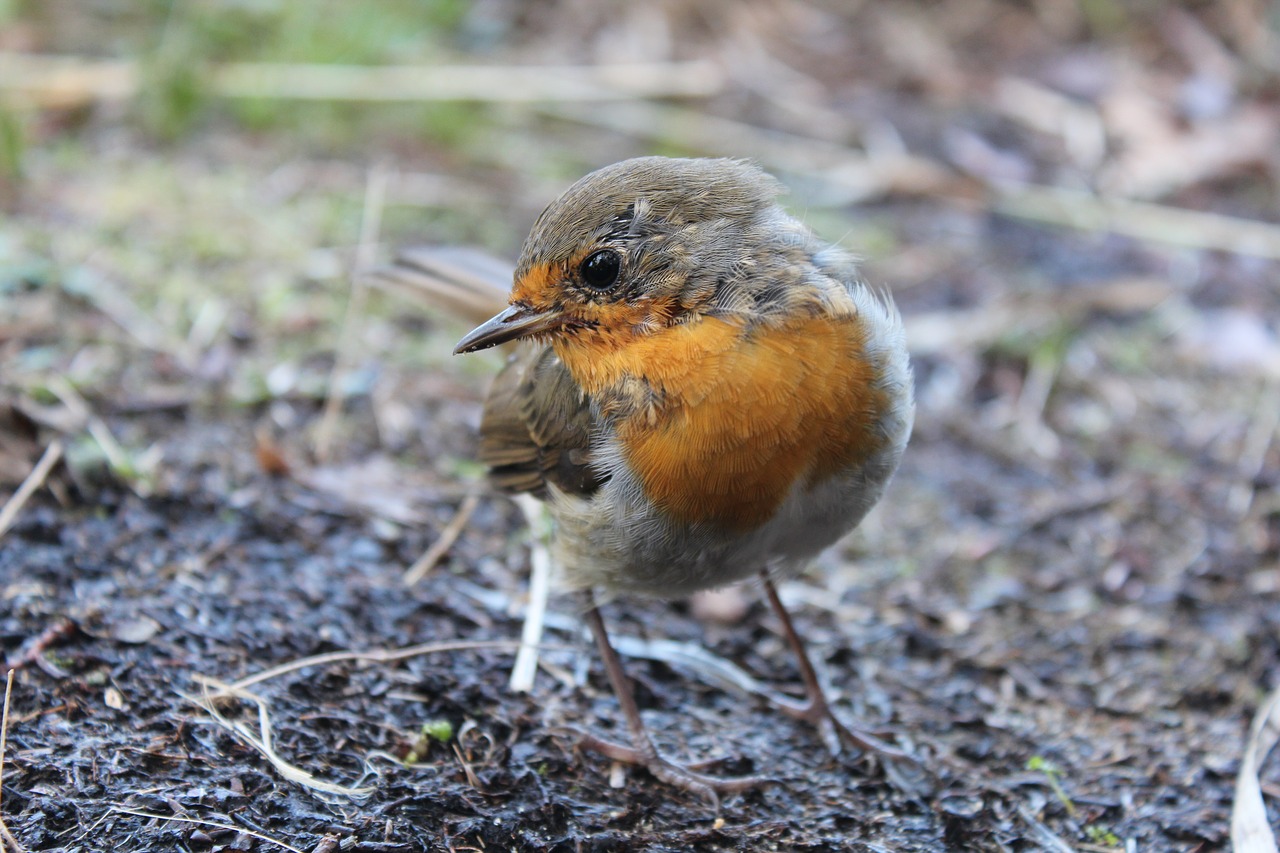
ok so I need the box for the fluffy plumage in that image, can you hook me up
[468,157,914,597]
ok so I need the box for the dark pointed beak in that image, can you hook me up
[453,303,567,354]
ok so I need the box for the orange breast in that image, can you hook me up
[557,313,888,531]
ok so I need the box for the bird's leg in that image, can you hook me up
[759,571,910,760]
[573,592,770,807]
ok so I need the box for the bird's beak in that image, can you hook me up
[453,303,568,354]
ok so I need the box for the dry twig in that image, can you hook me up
[0,669,22,853]
[0,54,723,109]
[184,640,525,800]
[211,60,723,102]
[402,493,480,585]
[0,666,21,850]
[183,680,375,799]
[196,639,521,699]
[0,439,62,541]
[451,743,483,791]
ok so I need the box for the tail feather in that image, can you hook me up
[367,246,514,325]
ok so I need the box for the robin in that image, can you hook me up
[378,157,915,803]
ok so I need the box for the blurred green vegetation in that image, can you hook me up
[18,0,468,62]
[0,103,24,183]
[15,0,486,145]
[1,2,527,411]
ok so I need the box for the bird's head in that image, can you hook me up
[453,157,785,356]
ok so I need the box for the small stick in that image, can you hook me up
[0,54,723,109]
[195,639,522,698]
[211,60,723,102]
[508,495,551,693]
[0,439,62,540]
[452,743,483,790]
[0,669,23,853]
[1,672,12,807]
[184,681,374,798]
[402,494,479,585]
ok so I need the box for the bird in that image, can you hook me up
[375,156,915,804]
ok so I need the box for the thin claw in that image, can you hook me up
[758,573,921,766]
[764,691,933,795]
[817,714,843,757]
[571,728,773,807]
[769,690,911,759]
[574,598,775,808]
[570,729,647,764]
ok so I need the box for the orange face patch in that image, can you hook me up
[555,314,889,531]
[510,262,562,310]
[511,259,682,351]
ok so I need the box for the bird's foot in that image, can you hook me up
[765,693,933,795]
[569,728,773,809]
[767,691,906,758]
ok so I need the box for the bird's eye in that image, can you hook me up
[579,249,621,290]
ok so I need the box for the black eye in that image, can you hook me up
[579,249,621,290]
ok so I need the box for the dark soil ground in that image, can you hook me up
[2,3,1279,852]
